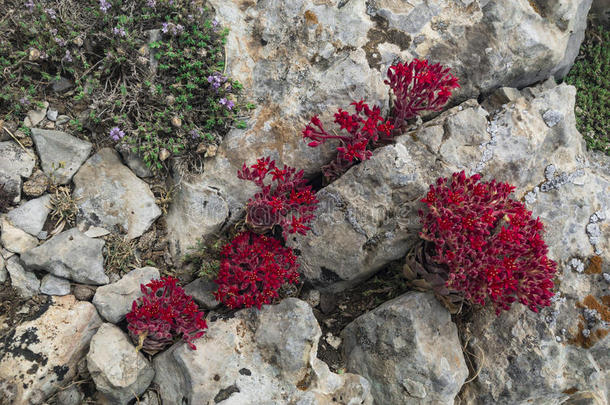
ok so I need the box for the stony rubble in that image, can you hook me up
[21,227,108,285]
[87,323,155,404]
[342,292,468,405]
[154,298,373,405]
[0,295,102,405]
[6,194,51,236]
[30,129,92,185]
[73,148,161,240]
[92,267,160,323]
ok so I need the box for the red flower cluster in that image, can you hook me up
[419,171,556,314]
[303,101,393,180]
[126,276,207,351]
[385,59,459,133]
[214,232,300,309]
[238,157,318,239]
[303,59,458,181]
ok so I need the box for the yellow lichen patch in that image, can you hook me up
[304,10,319,25]
[569,295,610,348]
[584,256,602,274]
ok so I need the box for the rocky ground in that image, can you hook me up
[0,1,609,405]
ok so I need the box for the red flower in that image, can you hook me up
[419,171,557,314]
[304,59,458,182]
[238,157,318,239]
[214,232,300,309]
[385,59,459,133]
[126,277,207,351]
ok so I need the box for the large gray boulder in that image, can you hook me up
[0,295,102,405]
[92,267,160,323]
[30,129,92,185]
[342,292,468,405]
[87,323,155,404]
[154,298,373,405]
[21,228,108,285]
[289,83,591,291]
[73,148,161,240]
[165,0,591,259]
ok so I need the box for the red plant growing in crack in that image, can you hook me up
[303,101,394,180]
[238,156,318,239]
[214,231,300,309]
[303,59,459,181]
[385,59,460,134]
[126,276,207,352]
[419,171,556,314]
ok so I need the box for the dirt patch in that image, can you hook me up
[307,262,408,372]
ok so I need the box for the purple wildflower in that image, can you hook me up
[146,0,156,7]
[109,127,125,141]
[45,8,57,19]
[25,0,35,12]
[112,27,126,37]
[99,0,111,13]
[19,97,30,105]
[207,72,227,91]
[161,22,170,34]
[189,129,199,139]
[62,50,72,62]
[219,98,234,111]
[212,18,219,28]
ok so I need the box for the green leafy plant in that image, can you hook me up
[0,0,252,175]
[565,26,609,154]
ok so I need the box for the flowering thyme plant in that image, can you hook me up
[303,101,394,180]
[126,276,207,352]
[238,157,318,239]
[418,171,556,314]
[214,232,300,309]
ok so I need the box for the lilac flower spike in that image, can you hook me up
[109,127,125,141]
[99,0,111,13]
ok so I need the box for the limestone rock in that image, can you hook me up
[30,129,92,185]
[22,170,49,198]
[0,218,38,254]
[7,194,51,236]
[56,385,84,405]
[5,256,40,298]
[87,323,155,404]
[0,141,36,204]
[165,174,232,258]
[40,274,71,296]
[92,267,160,323]
[21,228,108,285]
[166,0,592,259]
[183,278,221,310]
[73,148,161,240]
[154,298,373,405]
[342,292,468,405]
[0,295,102,404]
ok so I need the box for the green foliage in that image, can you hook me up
[0,0,254,175]
[565,26,609,155]
[183,238,225,280]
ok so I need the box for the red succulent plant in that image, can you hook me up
[303,101,393,180]
[213,231,300,309]
[238,157,318,239]
[126,276,207,352]
[385,59,459,133]
[303,59,459,181]
[419,171,556,314]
